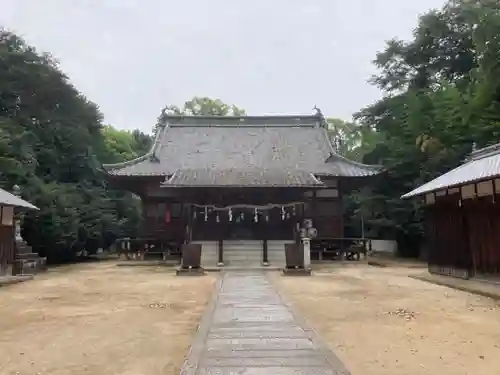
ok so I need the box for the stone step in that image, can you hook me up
[17,253,41,259]
[198,240,288,267]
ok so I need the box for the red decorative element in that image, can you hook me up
[165,209,171,224]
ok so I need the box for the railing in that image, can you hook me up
[310,237,369,261]
[115,238,182,261]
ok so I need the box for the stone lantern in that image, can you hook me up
[12,185,24,243]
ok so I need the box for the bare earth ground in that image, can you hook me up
[0,262,216,375]
[272,265,500,375]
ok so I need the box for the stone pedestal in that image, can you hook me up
[14,240,47,276]
[176,266,205,276]
[282,267,312,276]
[302,237,311,270]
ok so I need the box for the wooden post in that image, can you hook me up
[187,204,193,242]
[262,239,269,265]
[302,237,311,269]
[217,239,224,266]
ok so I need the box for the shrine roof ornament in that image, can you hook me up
[103,113,382,184]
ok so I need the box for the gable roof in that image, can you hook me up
[0,188,38,210]
[103,115,382,185]
[402,143,500,199]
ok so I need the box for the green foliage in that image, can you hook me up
[0,29,151,262]
[155,96,246,132]
[98,126,151,164]
[349,0,500,256]
[326,118,382,161]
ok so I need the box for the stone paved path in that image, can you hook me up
[181,271,349,375]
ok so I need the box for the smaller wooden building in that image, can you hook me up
[0,187,38,275]
[403,143,500,278]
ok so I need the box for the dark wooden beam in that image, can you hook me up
[262,239,268,264]
[218,239,224,265]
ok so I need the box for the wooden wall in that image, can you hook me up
[139,185,344,242]
[0,205,15,266]
[426,193,500,277]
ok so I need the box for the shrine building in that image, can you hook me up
[104,114,381,267]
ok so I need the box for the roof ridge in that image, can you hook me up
[467,142,500,161]
[161,114,322,120]
[163,114,323,128]
[168,123,318,128]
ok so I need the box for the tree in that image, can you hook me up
[155,96,246,132]
[98,125,151,164]
[326,117,381,161]
[0,29,149,262]
[350,0,500,256]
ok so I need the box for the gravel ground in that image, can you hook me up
[272,265,500,375]
[0,262,216,375]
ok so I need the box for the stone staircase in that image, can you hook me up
[196,241,218,267]
[267,240,293,268]
[223,240,263,267]
[195,240,292,268]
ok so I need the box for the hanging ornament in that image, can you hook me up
[229,208,233,221]
[292,205,296,216]
[216,213,220,223]
[281,206,285,220]
[286,211,290,219]
[240,212,244,220]
[193,210,197,220]
[266,214,269,222]
[254,208,258,222]
[204,207,208,222]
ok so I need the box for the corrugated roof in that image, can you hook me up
[104,115,382,183]
[402,143,500,199]
[162,168,324,187]
[0,188,38,210]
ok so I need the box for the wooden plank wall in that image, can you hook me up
[464,197,500,276]
[426,195,500,277]
[0,225,15,265]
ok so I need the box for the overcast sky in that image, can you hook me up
[1,0,446,132]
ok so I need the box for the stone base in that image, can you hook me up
[282,267,312,276]
[0,275,34,286]
[176,267,206,276]
[116,260,179,267]
[13,257,47,275]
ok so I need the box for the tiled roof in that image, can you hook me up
[0,188,38,210]
[104,115,382,184]
[402,143,500,199]
[163,168,324,187]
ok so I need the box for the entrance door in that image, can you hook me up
[229,208,255,239]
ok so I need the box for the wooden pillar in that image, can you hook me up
[217,239,224,266]
[187,204,193,243]
[140,195,148,238]
[338,179,345,238]
[262,239,268,265]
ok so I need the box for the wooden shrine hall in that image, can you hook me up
[104,114,381,268]
[403,143,500,279]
